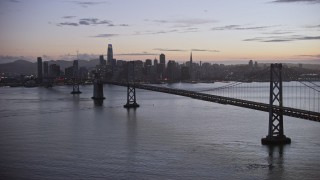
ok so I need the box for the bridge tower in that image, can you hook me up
[262,63,291,145]
[71,81,81,94]
[124,61,139,108]
[71,60,81,94]
[92,73,105,100]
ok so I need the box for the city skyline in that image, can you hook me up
[0,0,319,62]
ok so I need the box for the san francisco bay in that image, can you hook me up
[0,83,319,179]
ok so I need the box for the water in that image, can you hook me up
[0,84,319,179]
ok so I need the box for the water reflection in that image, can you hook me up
[72,94,80,105]
[126,108,138,172]
[93,99,104,106]
[266,145,289,178]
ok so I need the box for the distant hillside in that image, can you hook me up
[47,59,99,70]
[0,59,100,75]
[0,60,36,74]
[0,56,28,64]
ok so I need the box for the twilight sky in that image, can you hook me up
[0,0,319,62]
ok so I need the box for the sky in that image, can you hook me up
[0,0,319,63]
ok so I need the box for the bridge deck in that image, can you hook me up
[107,82,320,122]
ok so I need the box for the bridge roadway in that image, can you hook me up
[106,82,320,122]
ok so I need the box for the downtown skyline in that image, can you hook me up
[0,0,319,62]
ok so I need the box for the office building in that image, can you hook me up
[159,53,166,79]
[49,64,60,78]
[99,55,106,65]
[37,57,42,83]
[107,44,113,64]
[73,60,79,77]
[43,61,48,78]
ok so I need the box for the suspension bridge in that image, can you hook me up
[88,63,320,145]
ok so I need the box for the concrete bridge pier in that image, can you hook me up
[92,73,105,100]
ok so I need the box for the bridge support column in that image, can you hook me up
[124,84,139,108]
[124,61,139,108]
[92,73,105,100]
[71,61,81,94]
[71,81,81,94]
[262,63,291,145]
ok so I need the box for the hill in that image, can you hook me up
[0,60,36,75]
[0,59,100,75]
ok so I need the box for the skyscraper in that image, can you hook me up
[49,64,60,78]
[37,57,43,83]
[160,53,165,65]
[73,60,79,77]
[189,52,193,80]
[107,44,113,64]
[43,61,48,78]
[159,53,165,79]
[99,55,106,65]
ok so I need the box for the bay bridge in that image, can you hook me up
[84,63,320,145]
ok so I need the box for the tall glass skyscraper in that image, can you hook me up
[107,44,113,64]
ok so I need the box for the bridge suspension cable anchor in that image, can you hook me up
[124,61,140,108]
[262,63,291,145]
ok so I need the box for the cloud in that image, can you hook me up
[178,27,200,33]
[298,54,320,58]
[212,25,272,31]
[243,35,320,42]
[153,48,219,52]
[57,22,79,26]
[91,34,118,38]
[262,30,293,35]
[153,48,187,52]
[62,16,76,19]
[305,24,320,29]
[116,52,159,56]
[271,0,320,3]
[79,18,112,25]
[70,1,106,7]
[145,18,217,27]
[134,29,178,35]
[57,17,128,27]
[191,49,220,52]
[9,0,20,3]
[151,30,178,34]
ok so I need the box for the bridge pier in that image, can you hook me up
[262,64,291,145]
[124,85,139,108]
[71,60,81,94]
[124,61,139,108]
[71,82,81,94]
[92,73,105,100]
